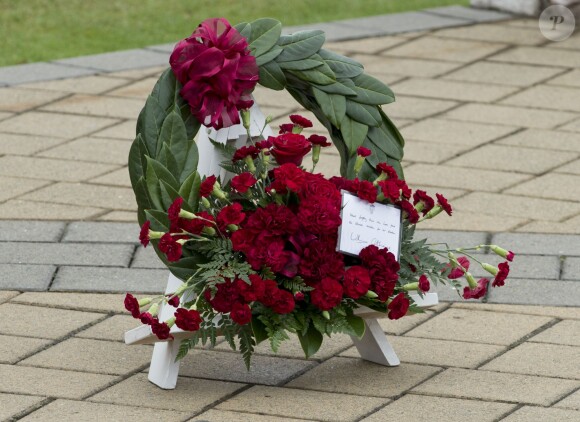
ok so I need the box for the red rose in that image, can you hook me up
[158,233,182,262]
[388,293,409,320]
[269,163,307,193]
[152,320,173,340]
[400,200,419,224]
[418,275,430,292]
[270,289,296,314]
[217,203,246,231]
[310,278,344,311]
[357,180,377,203]
[139,221,151,247]
[170,18,259,130]
[199,175,216,198]
[463,278,488,299]
[448,256,470,279]
[343,266,371,299]
[290,114,313,128]
[297,198,342,236]
[124,293,140,318]
[231,172,257,194]
[308,134,331,147]
[436,193,452,216]
[376,163,398,179]
[233,145,259,162]
[357,146,371,157]
[174,308,202,331]
[230,302,252,325]
[493,262,510,287]
[270,133,312,166]
[236,275,266,302]
[413,190,434,215]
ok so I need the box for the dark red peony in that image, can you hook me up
[270,133,312,166]
[230,172,257,194]
[174,308,202,331]
[343,266,371,299]
[388,293,409,320]
[230,302,253,325]
[310,277,344,311]
[169,18,259,130]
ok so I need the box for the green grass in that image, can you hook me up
[0,0,468,67]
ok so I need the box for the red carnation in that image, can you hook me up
[436,193,452,216]
[236,275,266,302]
[124,293,140,318]
[231,172,257,194]
[270,289,296,314]
[245,203,299,236]
[388,293,409,320]
[256,139,273,150]
[270,133,312,166]
[493,262,510,287]
[204,279,241,313]
[376,163,398,179]
[343,266,371,299]
[152,320,173,340]
[167,295,180,307]
[279,123,294,134]
[397,179,411,200]
[357,180,377,203]
[400,200,419,224]
[448,256,470,279]
[506,251,515,261]
[200,175,216,198]
[233,145,259,162]
[463,278,488,299]
[269,163,307,193]
[418,275,430,292]
[298,174,342,208]
[378,179,401,202]
[308,134,331,147]
[290,114,313,128]
[169,18,259,130]
[158,233,182,262]
[294,292,305,301]
[139,220,151,247]
[413,190,435,215]
[139,312,155,325]
[259,279,281,307]
[217,202,246,231]
[176,211,214,235]
[174,308,202,331]
[168,197,184,227]
[297,198,342,235]
[230,302,253,325]
[310,277,344,311]
[299,239,345,283]
[357,146,371,157]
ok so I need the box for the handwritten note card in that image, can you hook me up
[337,191,402,260]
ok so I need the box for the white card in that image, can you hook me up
[337,191,402,260]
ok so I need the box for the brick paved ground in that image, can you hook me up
[0,5,579,422]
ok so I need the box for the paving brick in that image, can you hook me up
[554,389,580,410]
[218,385,389,422]
[0,364,115,399]
[107,77,158,99]
[491,232,580,256]
[42,94,144,119]
[52,266,167,293]
[0,303,103,339]
[426,4,513,22]
[92,120,136,140]
[55,49,170,72]
[0,176,50,202]
[0,133,68,156]
[20,337,150,375]
[488,279,580,307]
[0,243,132,267]
[0,264,56,291]
[360,56,462,78]
[404,140,470,164]
[0,62,95,85]
[0,200,104,220]
[193,409,313,422]
[383,37,506,62]
[20,399,189,422]
[532,320,580,347]
[557,159,580,175]
[412,367,579,405]
[287,357,440,397]
[179,349,315,385]
[90,167,131,187]
[410,185,467,201]
[21,75,131,94]
[418,211,526,232]
[0,291,19,304]
[342,336,504,368]
[448,144,576,174]
[325,36,408,54]
[502,85,580,114]
[314,150,342,178]
[97,210,136,222]
[551,33,580,51]
[21,182,137,210]
[548,69,580,88]
[62,221,138,243]
[435,24,546,45]
[0,335,52,364]
[470,254,560,280]
[501,406,580,422]
[107,66,166,80]
[0,88,68,112]
[76,315,138,341]
[12,292,134,313]
[0,111,13,120]
[393,78,519,102]
[38,137,131,165]
[0,111,119,139]
[482,342,580,379]
[406,308,553,345]
[405,163,531,192]
[0,393,46,421]
[443,103,578,129]
[560,118,580,132]
[0,156,118,182]
[452,302,580,320]
[0,221,65,242]
[415,230,488,247]
[563,257,580,280]
[490,46,580,68]
[250,86,298,109]
[401,118,517,147]
[90,373,243,412]
[497,128,580,153]
[387,95,458,120]
[377,310,436,335]
[361,394,515,422]
[515,217,580,235]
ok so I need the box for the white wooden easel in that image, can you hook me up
[124,103,439,389]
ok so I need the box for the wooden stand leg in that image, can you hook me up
[350,318,400,366]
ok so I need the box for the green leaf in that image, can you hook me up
[234,22,252,39]
[178,171,201,212]
[251,316,269,344]
[128,135,145,188]
[134,177,152,225]
[297,324,323,358]
[346,315,365,339]
[159,110,187,159]
[146,156,179,190]
[340,115,368,153]
[151,68,180,113]
[346,100,381,127]
[277,30,325,62]
[137,95,165,157]
[313,88,346,127]
[248,18,282,57]
[318,49,364,78]
[353,73,395,105]
[259,60,286,90]
[160,180,181,209]
[145,209,169,230]
[279,58,324,71]
[158,143,179,179]
[255,45,283,66]
[289,61,336,85]
[316,81,357,96]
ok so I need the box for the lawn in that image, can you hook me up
[0,0,468,66]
